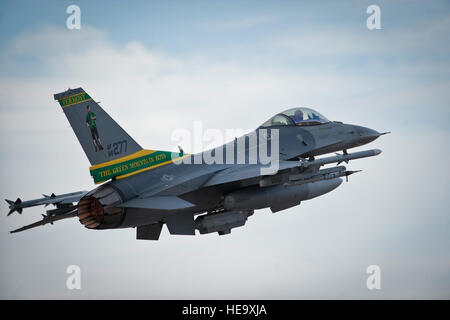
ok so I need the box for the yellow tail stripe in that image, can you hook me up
[89,149,156,170]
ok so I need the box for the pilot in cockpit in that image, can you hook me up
[309,111,320,120]
[292,109,304,125]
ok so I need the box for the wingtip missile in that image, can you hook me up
[6,191,87,216]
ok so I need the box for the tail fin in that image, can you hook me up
[5,199,16,206]
[54,88,142,166]
[6,198,22,215]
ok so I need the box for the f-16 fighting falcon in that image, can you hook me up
[6,88,389,240]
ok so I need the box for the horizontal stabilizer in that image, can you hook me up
[118,196,196,210]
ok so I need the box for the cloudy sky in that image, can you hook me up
[0,0,449,299]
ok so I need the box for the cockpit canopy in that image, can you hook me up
[260,107,330,128]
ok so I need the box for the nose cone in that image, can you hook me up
[354,125,381,145]
[306,178,343,200]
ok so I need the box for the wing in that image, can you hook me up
[203,149,381,187]
[202,161,302,187]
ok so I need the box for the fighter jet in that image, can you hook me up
[6,88,388,239]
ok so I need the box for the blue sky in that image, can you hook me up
[2,0,449,57]
[0,0,449,299]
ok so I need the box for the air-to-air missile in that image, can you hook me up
[5,191,87,216]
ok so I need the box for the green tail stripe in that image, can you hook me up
[89,150,182,183]
[58,92,92,108]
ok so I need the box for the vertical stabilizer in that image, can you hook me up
[54,87,142,166]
